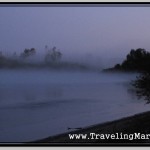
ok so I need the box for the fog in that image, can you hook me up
[1,6,150,68]
[1,5,150,142]
[0,70,149,142]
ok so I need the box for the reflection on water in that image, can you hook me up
[0,70,150,142]
[0,85,63,105]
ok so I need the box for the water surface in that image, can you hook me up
[0,70,149,142]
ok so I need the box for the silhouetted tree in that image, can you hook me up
[123,49,150,103]
[107,48,150,72]
[104,48,150,104]
[20,48,36,59]
[45,46,62,63]
[132,71,150,104]
[121,48,150,71]
[114,64,121,70]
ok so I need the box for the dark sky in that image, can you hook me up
[0,6,150,67]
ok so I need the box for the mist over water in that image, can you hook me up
[0,69,149,142]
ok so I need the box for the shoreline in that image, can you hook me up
[29,110,150,145]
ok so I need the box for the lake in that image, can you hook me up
[0,69,149,142]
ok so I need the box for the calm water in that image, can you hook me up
[0,69,149,142]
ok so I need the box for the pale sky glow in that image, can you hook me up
[0,6,150,67]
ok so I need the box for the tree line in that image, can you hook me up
[104,48,150,104]
[0,46,62,68]
[0,46,91,71]
[103,48,150,72]
[114,48,150,72]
